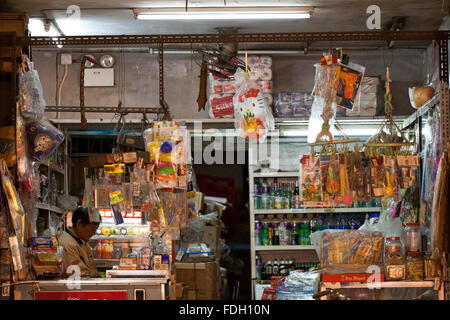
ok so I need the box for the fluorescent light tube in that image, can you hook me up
[134,6,313,20]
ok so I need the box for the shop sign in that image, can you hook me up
[34,290,128,300]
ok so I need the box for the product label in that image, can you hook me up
[109,190,124,204]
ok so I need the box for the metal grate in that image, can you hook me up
[440,82,450,152]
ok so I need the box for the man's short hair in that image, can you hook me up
[72,206,99,227]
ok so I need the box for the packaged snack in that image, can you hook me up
[209,94,234,119]
[370,156,384,197]
[300,155,323,207]
[233,68,275,141]
[383,156,400,201]
[335,62,365,110]
[25,118,64,161]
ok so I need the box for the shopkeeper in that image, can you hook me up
[59,206,101,278]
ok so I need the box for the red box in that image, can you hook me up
[261,288,277,300]
[322,273,384,283]
[270,276,284,288]
[34,290,127,300]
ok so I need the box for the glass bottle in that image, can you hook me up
[272,259,279,276]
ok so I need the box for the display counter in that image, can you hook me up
[13,276,169,300]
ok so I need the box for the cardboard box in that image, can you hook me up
[175,262,220,300]
[321,273,384,283]
[179,225,221,258]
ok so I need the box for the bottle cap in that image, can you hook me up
[386,237,400,241]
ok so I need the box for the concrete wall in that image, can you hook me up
[32,48,428,122]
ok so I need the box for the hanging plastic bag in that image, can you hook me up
[18,55,46,119]
[25,118,64,161]
[233,68,274,142]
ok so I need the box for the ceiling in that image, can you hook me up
[1,0,447,49]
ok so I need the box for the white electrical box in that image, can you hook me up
[84,68,114,87]
[60,53,72,65]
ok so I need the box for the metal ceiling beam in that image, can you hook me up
[16,30,448,46]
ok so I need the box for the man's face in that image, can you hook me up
[74,221,99,242]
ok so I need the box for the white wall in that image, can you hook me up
[32,48,427,122]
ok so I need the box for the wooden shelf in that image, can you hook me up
[254,207,383,214]
[36,202,66,214]
[255,245,314,251]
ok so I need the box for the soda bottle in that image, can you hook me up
[305,224,311,245]
[256,253,262,280]
[268,225,273,245]
[255,222,262,246]
[293,181,301,209]
[291,221,299,245]
[272,223,280,246]
[261,223,270,246]
[274,184,282,209]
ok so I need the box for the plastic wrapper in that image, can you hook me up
[257,80,273,93]
[383,156,400,201]
[370,156,385,197]
[233,68,275,142]
[276,271,320,300]
[108,186,125,225]
[347,152,371,202]
[338,153,353,205]
[25,118,64,161]
[300,155,323,207]
[18,58,46,119]
[335,62,365,110]
[318,229,384,272]
[346,76,379,117]
[143,121,188,189]
[321,154,341,207]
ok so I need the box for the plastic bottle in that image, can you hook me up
[255,222,262,246]
[291,221,299,245]
[272,223,280,245]
[304,224,311,245]
[274,184,282,209]
[261,223,270,246]
[279,222,289,245]
[96,240,102,259]
[255,253,262,280]
[293,181,300,209]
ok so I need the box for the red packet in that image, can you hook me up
[261,288,277,300]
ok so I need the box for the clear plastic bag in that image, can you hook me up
[320,229,384,270]
[25,118,64,161]
[233,68,275,142]
[18,57,46,119]
[143,122,189,189]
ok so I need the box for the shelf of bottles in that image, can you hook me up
[253,176,382,212]
[256,259,320,281]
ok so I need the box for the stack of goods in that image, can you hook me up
[275,271,320,300]
[208,74,236,119]
[30,236,62,278]
[244,55,274,108]
[274,93,313,117]
[144,121,188,190]
[299,153,419,208]
[346,76,380,117]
